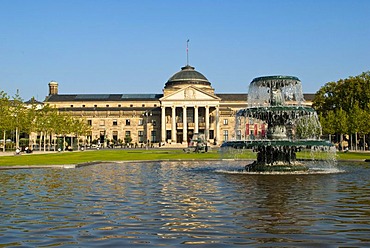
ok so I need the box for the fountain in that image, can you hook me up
[220,75,335,172]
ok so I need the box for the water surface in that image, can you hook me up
[1,161,369,247]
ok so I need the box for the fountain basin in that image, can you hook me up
[220,140,334,149]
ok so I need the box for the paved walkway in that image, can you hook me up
[0,150,60,156]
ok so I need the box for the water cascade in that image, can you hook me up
[220,76,335,172]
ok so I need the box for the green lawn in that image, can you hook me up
[0,148,369,167]
[0,149,224,166]
[335,151,370,160]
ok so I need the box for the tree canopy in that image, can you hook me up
[0,92,90,151]
[313,71,370,149]
[313,71,370,114]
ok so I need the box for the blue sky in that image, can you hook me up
[1,0,369,101]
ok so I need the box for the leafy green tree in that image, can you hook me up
[10,91,27,149]
[72,118,91,150]
[358,103,370,150]
[319,111,336,142]
[23,98,40,148]
[313,71,370,150]
[334,108,348,149]
[347,103,362,150]
[0,91,11,152]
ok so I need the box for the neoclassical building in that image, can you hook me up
[44,64,314,147]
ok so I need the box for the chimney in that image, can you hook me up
[48,81,58,95]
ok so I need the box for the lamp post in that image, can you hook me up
[144,111,152,150]
[11,113,19,151]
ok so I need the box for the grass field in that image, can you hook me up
[0,148,369,166]
[0,149,224,166]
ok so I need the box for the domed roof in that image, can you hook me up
[165,65,211,88]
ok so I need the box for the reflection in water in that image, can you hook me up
[0,161,370,247]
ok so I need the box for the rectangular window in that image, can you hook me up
[152,120,156,126]
[138,131,144,143]
[112,131,118,141]
[151,131,157,143]
[100,131,105,143]
[223,130,229,141]
[223,119,228,125]
[236,130,241,140]
[139,119,144,126]
[113,119,118,126]
[126,119,130,126]
[125,131,131,143]
[166,130,171,141]
[87,120,92,126]
[209,130,214,139]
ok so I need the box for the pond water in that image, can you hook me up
[1,161,370,247]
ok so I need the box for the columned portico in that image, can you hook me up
[216,106,220,144]
[182,106,187,144]
[161,106,166,144]
[159,64,221,146]
[194,106,199,134]
[171,106,176,143]
[205,106,209,140]
[160,103,220,145]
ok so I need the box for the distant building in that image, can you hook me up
[42,64,315,148]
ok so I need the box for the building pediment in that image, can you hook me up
[160,86,220,102]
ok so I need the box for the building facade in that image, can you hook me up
[44,64,314,148]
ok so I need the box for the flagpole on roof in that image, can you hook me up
[186,39,190,65]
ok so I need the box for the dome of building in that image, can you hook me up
[164,65,211,89]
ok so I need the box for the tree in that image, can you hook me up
[358,103,370,150]
[347,103,363,150]
[319,111,336,142]
[23,98,39,148]
[313,71,370,150]
[0,91,11,152]
[334,108,348,149]
[10,91,27,149]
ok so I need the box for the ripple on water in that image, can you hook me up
[0,161,368,247]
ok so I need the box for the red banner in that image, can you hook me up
[254,124,258,136]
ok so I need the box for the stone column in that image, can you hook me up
[215,106,220,145]
[182,106,187,144]
[161,106,166,144]
[194,106,199,134]
[205,106,209,140]
[171,106,176,143]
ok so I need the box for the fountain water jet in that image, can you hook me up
[220,76,335,172]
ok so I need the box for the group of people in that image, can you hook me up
[15,146,33,155]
